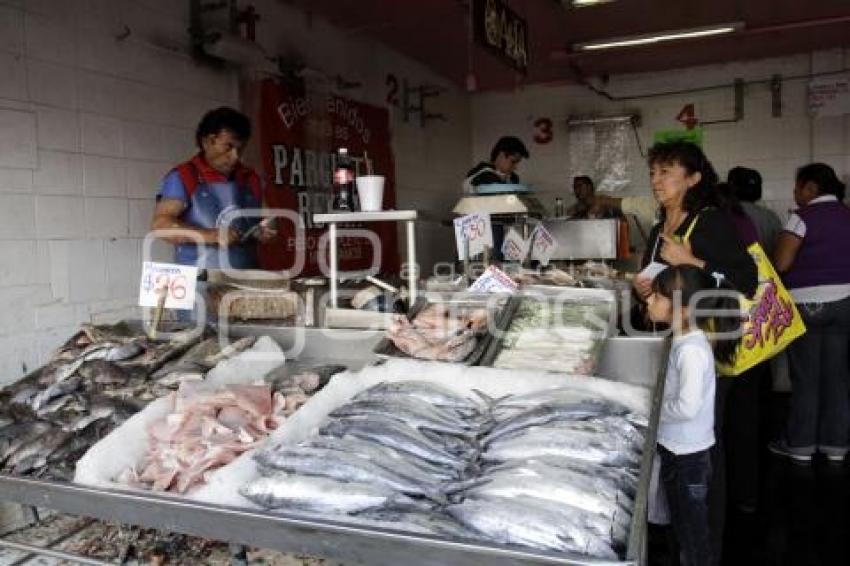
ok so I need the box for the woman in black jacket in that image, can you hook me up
[634,141,757,566]
[635,142,757,298]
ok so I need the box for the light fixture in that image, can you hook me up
[570,0,616,7]
[574,22,743,51]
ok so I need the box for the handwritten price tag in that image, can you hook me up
[138,262,198,311]
[454,213,494,260]
[530,224,558,266]
[501,227,529,262]
[469,265,518,294]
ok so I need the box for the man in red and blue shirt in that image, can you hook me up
[151,107,275,269]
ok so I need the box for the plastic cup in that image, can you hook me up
[355,175,385,211]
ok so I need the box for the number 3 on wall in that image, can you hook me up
[533,117,553,144]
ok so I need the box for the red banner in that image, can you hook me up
[254,79,399,276]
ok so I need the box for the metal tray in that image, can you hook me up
[0,326,665,566]
[372,293,520,366]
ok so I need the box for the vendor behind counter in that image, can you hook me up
[463,136,529,194]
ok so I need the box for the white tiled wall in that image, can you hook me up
[470,49,850,225]
[0,0,471,384]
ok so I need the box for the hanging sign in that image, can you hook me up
[454,213,494,260]
[473,0,529,73]
[501,227,528,261]
[253,79,400,276]
[138,262,198,311]
[530,224,557,266]
[808,74,850,117]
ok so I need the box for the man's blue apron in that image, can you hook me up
[175,181,261,270]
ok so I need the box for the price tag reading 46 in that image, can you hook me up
[138,262,198,311]
[453,213,494,260]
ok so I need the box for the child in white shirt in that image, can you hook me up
[646,265,741,566]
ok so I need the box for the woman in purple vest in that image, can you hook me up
[770,163,850,463]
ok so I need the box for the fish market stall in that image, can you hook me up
[0,322,664,566]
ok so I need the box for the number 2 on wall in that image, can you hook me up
[386,74,400,107]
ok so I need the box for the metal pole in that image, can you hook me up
[0,538,115,566]
[329,222,338,307]
[405,220,417,304]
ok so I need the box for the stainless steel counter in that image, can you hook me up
[0,328,665,566]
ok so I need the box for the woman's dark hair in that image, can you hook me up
[195,107,252,149]
[573,175,594,187]
[490,136,529,162]
[796,162,846,201]
[652,264,741,366]
[648,141,719,218]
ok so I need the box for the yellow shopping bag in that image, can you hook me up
[682,216,806,376]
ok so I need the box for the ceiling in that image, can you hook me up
[281,0,850,91]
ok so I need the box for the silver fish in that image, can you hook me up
[461,473,631,530]
[240,474,416,514]
[254,446,444,501]
[487,456,639,498]
[329,399,474,437]
[486,425,640,463]
[10,428,73,475]
[358,381,482,412]
[104,340,144,361]
[354,508,482,540]
[302,436,459,481]
[63,403,116,432]
[30,375,82,412]
[486,416,644,449]
[479,493,629,549]
[483,432,640,469]
[447,497,617,559]
[484,400,630,444]
[320,416,466,471]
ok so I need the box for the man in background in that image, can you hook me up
[463,136,529,194]
[728,166,781,256]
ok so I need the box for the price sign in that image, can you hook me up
[530,224,558,266]
[501,227,529,262]
[453,213,494,260]
[138,262,198,311]
[469,265,518,294]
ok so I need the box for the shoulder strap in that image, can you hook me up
[682,214,700,243]
[174,161,200,199]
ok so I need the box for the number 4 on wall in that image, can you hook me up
[676,104,699,130]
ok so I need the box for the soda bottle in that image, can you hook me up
[554,197,565,217]
[333,148,355,211]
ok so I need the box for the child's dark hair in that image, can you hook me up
[652,265,741,365]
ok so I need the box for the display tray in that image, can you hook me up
[73,336,287,505]
[372,293,520,366]
[479,288,617,372]
[0,328,665,566]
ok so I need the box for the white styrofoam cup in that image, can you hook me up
[355,175,385,211]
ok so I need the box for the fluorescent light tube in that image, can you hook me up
[571,0,616,6]
[575,22,743,51]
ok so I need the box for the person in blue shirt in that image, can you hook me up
[150,107,276,270]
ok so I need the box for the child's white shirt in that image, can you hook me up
[657,330,716,455]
